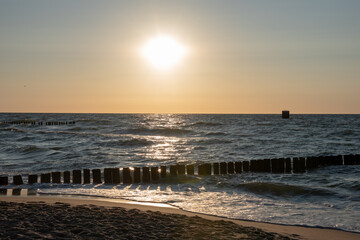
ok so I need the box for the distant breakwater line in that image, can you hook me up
[1,154,359,186]
[0,120,76,126]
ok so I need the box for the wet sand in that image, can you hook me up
[0,196,359,240]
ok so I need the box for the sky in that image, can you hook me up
[0,0,359,113]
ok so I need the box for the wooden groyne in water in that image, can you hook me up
[1,120,75,126]
[0,154,359,186]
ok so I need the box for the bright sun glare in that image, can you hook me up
[141,35,186,70]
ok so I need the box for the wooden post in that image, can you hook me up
[285,158,292,173]
[213,163,220,174]
[123,168,132,184]
[220,162,227,174]
[41,173,51,183]
[205,163,212,175]
[299,157,306,173]
[0,176,8,185]
[63,171,70,183]
[235,162,242,173]
[142,167,150,183]
[112,168,120,184]
[151,167,159,181]
[28,174,38,184]
[92,169,102,184]
[228,162,234,174]
[186,164,194,175]
[282,110,290,119]
[178,165,185,175]
[13,175,23,185]
[198,164,205,175]
[83,169,90,184]
[0,189,7,195]
[134,167,140,183]
[264,159,271,172]
[160,166,167,178]
[170,165,177,177]
[336,155,343,165]
[73,170,82,184]
[12,189,21,195]
[278,158,285,173]
[104,168,113,184]
[250,160,258,172]
[243,161,250,171]
[51,172,61,184]
[355,154,360,165]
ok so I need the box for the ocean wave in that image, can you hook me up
[193,138,232,145]
[128,127,193,136]
[0,127,26,133]
[205,132,227,136]
[236,182,334,197]
[100,138,154,147]
[188,121,222,127]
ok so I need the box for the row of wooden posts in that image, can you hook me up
[1,120,75,126]
[0,154,359,186]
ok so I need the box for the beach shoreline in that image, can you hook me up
[1,195,359,240]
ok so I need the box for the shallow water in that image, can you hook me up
[0,113,359,232]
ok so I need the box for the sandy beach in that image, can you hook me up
[0,196,359,240]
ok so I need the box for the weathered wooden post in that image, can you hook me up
[104,168,113,184]
[279,158,285,173]
[198,164,205,176]
[220,162,227,174]
[12,189,21,195]
[250,160,258,172]
[41,173,51,183]
[51,172,61,184]
[123,168,132,184]
[170,165,178,177]
[134,167,141,183]
[92,169,102,184]
[228,162,234,174]
[0,189,7,195]
[178,165,185,175]
[151,167,159,181]
[355,154,360,165]
[235,162,242,173]
[72,170,82,184]
[64,171,70,183]
[243,161,250,171]
[336,155,343,165]
[13,175,23,185]
[205,163,212,175]
[28,174,38,184]
[142,167,150,183]
[112,168,120,184]
[264,159,271,172]
[299,157,306,173]
[160,166,167,178]
[213,163,220,174]
[285,158,292,173]
[257,160,265,172]
[186,164,194,175]
[83,169,90,184]
[0,176,8,185]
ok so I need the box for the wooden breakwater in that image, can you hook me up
[1,120,75,126]
[0,154,359,186]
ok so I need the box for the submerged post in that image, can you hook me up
[41,173,51,183]
[28,174,38,184]
[151,167,159,182]
[142,167,150,183]
[13,175,23,185]
[186,164,194,175]
[123,167,132,184]
[63,171,70,183]
[235,162,242,173]
[133,167,141,183]
[51,172,61,184]
[73,170,82,184]
[83,169,90,184]
[160,166,167,178]
[170,165,178,177]
[104,168,113,184]
[112,168,120,184]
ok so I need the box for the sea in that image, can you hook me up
[0,113,359,233]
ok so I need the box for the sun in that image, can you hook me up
[141,35,187,70]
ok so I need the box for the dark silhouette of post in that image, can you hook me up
[73,170,82,184]
[28,174,38,184]
[285,158,292,173]
[41,173,51,183]
[123,168,132,184]
[282,110,290,119]
[83,169,90,184]
[264,159,271,172]
[228,162,234,174]
[134,167,141,183]
[13,175,23,185]
[170,165,177,177]
[220,162,227,174]
[243,161,250,171]
[213,163,220,174]
[178,165,185,175]
[160,166,167,178]
[51,172,61,184]
[112,168,120,184]
[92,169,102,184]
[63,171,70,183]
[186,164,194,175]
[0,176,8,185]
[235,162,242,173]
[104,168,113,184]
[151,167,159,182]
[142,167,150,183]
